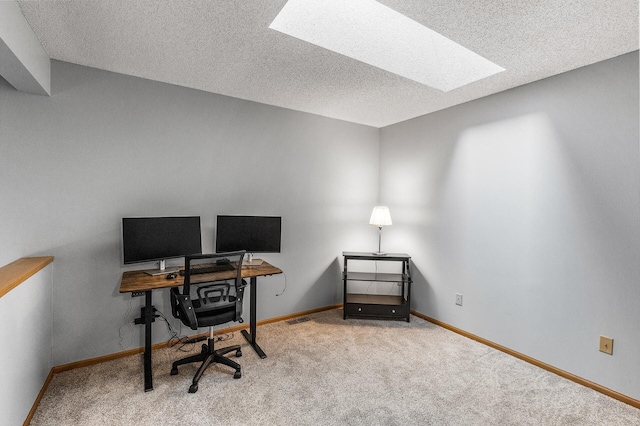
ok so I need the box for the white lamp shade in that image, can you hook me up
[369,206,392,227]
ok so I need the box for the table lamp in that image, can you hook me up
[369,206,392,255]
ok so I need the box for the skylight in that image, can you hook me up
[269,0,505,91]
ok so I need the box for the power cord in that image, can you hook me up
[154,308,198,353]
[155,309,179,339]
[366,261,380,294]
[275,272,287,296]
[213,327,235,342]
[118,297,135,350]
[169,335,197,353]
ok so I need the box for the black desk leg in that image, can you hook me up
[143,290,154,392]
[241,276,267,359]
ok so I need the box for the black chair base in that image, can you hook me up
[171,337,242,393]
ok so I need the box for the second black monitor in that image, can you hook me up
[215,215,281,254]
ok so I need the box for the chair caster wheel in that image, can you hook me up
[170,367,178,376]
[234,371,241,379]
[235,349,242,357]
[201,344,208,353]
[189,384,198,393]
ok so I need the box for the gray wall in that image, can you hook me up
[380,51,640,400]
[0,60,379,366]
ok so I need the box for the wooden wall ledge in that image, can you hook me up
[0,256,54,299]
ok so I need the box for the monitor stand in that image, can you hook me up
[144,260,179,276]
[244,253,263,267]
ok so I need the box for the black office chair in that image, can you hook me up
[170,250,247,393]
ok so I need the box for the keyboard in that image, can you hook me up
[179,262,234,276]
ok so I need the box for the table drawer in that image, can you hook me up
[345,302,408,319]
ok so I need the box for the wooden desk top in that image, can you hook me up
[120,261,282,293]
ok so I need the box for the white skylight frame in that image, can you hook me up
[269,0,505,91]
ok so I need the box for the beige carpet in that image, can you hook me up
[31,309,640,425]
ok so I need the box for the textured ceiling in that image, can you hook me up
[17,0,639,128]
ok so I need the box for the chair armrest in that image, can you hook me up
[238,279,247,291]
[171,288,198,330]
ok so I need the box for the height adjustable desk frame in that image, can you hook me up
[120,261,282,392]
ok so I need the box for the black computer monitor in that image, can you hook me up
[215,215,281,260]
[122,216,202,275]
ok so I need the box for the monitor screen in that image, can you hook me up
[122,216,202,265]
[215,215,282,254]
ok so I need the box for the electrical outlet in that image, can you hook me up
[455,293,463,306]
[131,291,145,297]
[599,336,613,355]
